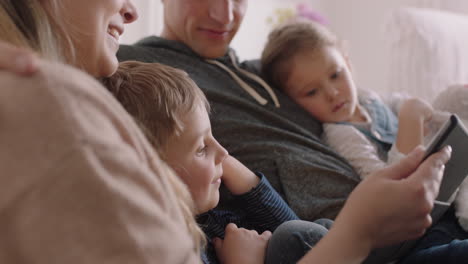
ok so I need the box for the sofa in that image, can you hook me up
[382,7,468,103]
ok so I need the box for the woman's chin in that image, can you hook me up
[98,57,119,77]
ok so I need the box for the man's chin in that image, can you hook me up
[196,46,229,59]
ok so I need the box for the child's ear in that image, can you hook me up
[342,52,353,73]
[337,39,353,72]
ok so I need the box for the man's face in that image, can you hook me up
[161,0,247,59]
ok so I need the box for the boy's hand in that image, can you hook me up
[213,223,271,264]
[0,42,38,75]
[222,155,260,195]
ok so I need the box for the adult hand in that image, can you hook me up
[0,41,38,75]
[222,155,260,195]
[336,145,451,250]
[213,223,271,264]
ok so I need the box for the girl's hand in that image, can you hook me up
[213,223,272,264]
[397,98,434,153]
[400,98,434,123]
[0,41,38,75]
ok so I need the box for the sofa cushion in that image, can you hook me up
[383,7,468,102]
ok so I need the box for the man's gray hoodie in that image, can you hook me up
[118,36,360,220]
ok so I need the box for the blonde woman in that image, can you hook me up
[0,0,203,263]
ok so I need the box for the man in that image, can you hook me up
[118,0,359,220]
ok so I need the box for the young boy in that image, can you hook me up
[261,20,468,263]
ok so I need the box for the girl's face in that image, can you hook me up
[284,46,363,123]
[51,0,138,77]
[165,105,228,214]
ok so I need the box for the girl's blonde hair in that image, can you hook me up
[103,61,209,251]
[261,20,338,90]
[0,0,74,63]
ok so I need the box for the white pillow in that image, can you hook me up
[383,7,468,103]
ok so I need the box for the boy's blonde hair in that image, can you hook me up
[103,61,209,250]
[103,61,210,159]
[0,0,74,63]
[261,20,338,90]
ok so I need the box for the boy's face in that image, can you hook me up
[284,46,362,123]
[165,104,228,214]
[161,0,248,59]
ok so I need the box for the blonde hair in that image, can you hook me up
[103,61,209,250]
[261,20,338,90]
[0,0,74,63]
[103,61,210,159]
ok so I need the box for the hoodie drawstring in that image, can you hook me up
[206,50,280,108]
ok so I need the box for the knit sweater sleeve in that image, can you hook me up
[0,62,200,264]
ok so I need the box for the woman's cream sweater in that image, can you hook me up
[0,61,200,264]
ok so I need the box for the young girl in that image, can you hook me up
[261,20,468,263]
[261,20,442,171]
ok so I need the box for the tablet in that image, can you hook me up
[363,114,468,264]
[423,114,468,204]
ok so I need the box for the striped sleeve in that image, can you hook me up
[233,173,299,232]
